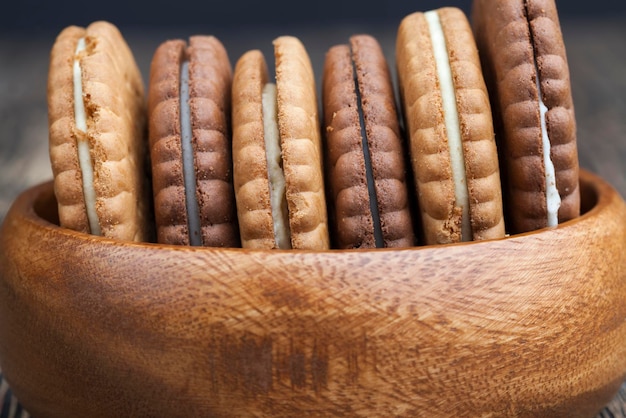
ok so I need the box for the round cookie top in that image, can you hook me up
[148,35,239,247]
[472,0,580,233]
[232,36,330,250]
[48,21,152,242]
[274,36,330,250]
[231,49,276,249]
[323,34,415,249]
[396,7,505,245]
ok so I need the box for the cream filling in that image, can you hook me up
[180,60,202,246]
[73,37,101,236]
[534,60,561,227]
[262,83,291,249]
[425,10,472,241]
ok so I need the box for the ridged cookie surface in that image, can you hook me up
[323,35,414,249]
[231,50,277,249]
[148,36,239,247]
[274,36,330,250]
[232,37,330,250]
[472,0,580,233]
[396,8,505,244]
[48,21,151,241]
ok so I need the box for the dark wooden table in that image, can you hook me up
[1,14,625,418]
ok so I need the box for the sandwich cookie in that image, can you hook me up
[396,7,506,245]
[232,36,330,250]
[322,35,415,249]
[148,36,239,247]
[48,21,152,241]
[472,0,580,234]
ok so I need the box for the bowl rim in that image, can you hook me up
[3,168,621,254]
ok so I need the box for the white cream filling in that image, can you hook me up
[180,60,202,246]
[262,83,291,249]
[425,10,472,241]
[534,63,561,227]
[73,37,101,236]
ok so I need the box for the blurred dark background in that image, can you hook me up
[1,0,625,36]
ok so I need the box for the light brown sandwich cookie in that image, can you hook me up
[48,21,152,242]
[148,36,239,247]
[472,0,580,234]
[396,7,505,245]
[232,36,329,250]
[323,34,414,249]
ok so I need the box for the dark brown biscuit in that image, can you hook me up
[396,8,505,245]
[48,21,151,242]
[472,0,580,233]
[323,34,415,249]
[148,36,239,247]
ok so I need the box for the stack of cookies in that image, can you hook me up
[47,0,580,250]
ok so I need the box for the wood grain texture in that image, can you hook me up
[0,17,624,417]
[0,170,624,417]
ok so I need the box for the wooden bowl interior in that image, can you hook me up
[31,168,600,242]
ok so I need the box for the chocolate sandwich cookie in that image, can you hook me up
[322,35,415,249]
[148,36,239,247]
[472,0,580,234]
[48,21,151,241]
[396,7,506,245]
[232,36,330,250]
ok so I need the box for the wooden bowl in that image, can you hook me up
[0,169,625,418]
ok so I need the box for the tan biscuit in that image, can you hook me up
[232,36,330,250]
[148,36,239,247]
[231,50,276,249]
[396,7,505,245]
[472,0,580,233]
[48,21,151,242]
[323,34,415,249]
